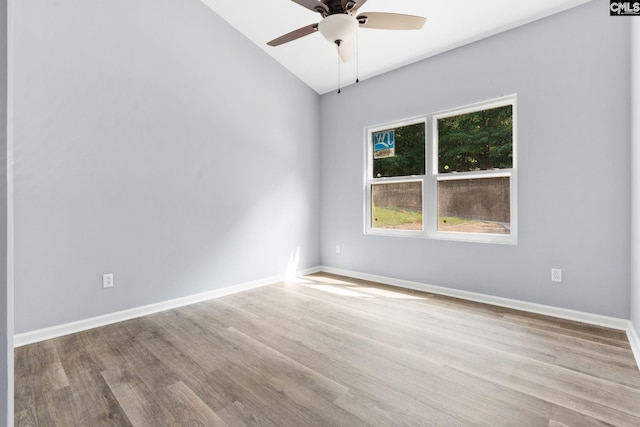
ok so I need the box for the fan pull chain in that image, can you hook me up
[355,31,360,84]
[337,55,341,94]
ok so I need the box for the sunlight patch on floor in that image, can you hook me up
[283,278,315,286]
[357,287,425,300]
[304,284,374,298]
[304,275,360,286]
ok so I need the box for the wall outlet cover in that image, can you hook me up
[103,273,114,288]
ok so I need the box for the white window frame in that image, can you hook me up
[364,95,517,244]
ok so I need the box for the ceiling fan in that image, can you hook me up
[267,0,426,63]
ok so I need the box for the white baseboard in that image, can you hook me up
[14,275,281,347]
[318,266,631,331]
[628,323,640,370]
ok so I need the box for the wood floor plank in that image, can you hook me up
[14,272,640,426]
[204,365,341,427]
[14,340,69,414]
[15,382,82,427]
[156,381,228,427]
[58,352,132,426]
[215,400,278,427]
[128,316,238,413]
[101,363,171,426]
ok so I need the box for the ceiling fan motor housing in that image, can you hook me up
[317,14,358,44]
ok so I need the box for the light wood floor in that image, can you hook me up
[15,273,640,426]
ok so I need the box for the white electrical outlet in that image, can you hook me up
[336,245,341,254]
[551,269,562,283]
[103,273,114,288]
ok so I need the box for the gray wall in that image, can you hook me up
[320,0,632,318]
[13,0,320,333]
[632,18,640,331]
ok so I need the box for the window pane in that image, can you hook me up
[373,122,425,178]
[438,177,510,235]
[372,182,422,230]
[438,105,512,173]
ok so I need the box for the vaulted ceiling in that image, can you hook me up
[201,0,592,94]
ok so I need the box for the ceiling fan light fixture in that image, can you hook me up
[317,14,358,44]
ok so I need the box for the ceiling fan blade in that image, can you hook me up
[357,12,426,30]
[337,38,355,62]
[290,0,329,15]
[267,23,319,47]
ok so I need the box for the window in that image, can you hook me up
[365,96,516,244]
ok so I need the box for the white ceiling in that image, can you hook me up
[201,0,592,94]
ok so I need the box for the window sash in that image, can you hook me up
[429,171,516,243]
[365,177,426,236]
